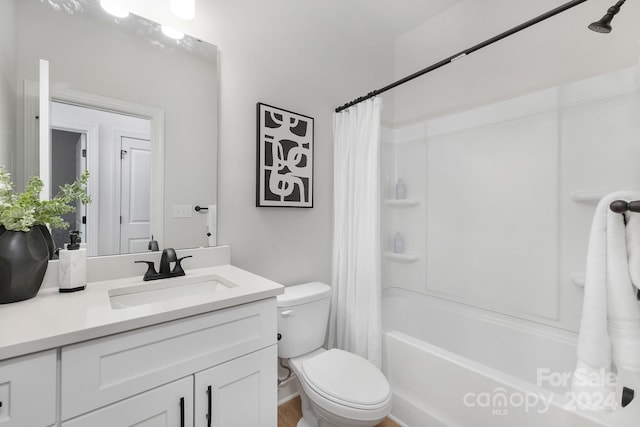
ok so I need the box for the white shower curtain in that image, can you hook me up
[328,97,383,368]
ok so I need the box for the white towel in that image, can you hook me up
[573,191,640,412]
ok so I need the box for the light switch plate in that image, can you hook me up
[173,205,193,218]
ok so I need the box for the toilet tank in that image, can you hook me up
[277,282,331,359]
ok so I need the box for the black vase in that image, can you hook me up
[0,225,55,304]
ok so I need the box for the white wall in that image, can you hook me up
[0,0,16,173]
[392,0,640,125]
[130,0,395,285]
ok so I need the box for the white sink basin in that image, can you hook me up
[109,274,237,309]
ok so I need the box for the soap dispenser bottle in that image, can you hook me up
[59,231,87,293]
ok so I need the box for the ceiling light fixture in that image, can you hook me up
[170,0,195,20]
[99,0,129,18]
[161,25,185,40]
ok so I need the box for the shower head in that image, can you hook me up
[588,0,626,33]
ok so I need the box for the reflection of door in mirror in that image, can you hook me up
[51,129,84,253]
[120,136,151,254]
[51,102,151,257]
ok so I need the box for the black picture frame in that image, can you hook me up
[256,103,314,208]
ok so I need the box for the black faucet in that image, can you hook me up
[135,248,193,281]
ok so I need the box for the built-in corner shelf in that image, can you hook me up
[570,190,614,205]
[384,252,421,263]
[385,199,420,207]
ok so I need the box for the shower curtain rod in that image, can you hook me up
[335,0,590,113]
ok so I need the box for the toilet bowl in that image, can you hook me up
[277,282,392,427]
[290,348,392,427]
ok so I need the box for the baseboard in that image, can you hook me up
[278,391,300,406]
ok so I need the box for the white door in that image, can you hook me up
[61,376,193,427]
[194,346,277,427]
[120,136,151,254]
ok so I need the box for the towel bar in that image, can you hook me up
[610,200,640,213]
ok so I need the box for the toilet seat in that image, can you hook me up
[301,349,390,409]
[292,349,392,423]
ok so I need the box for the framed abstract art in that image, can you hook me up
[256,103,314,207]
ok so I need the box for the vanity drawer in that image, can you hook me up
[61,298,276,420]
[0,350,56,427]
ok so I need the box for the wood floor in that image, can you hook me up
[278,396,400,427]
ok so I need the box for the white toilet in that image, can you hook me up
[277,282,392,427]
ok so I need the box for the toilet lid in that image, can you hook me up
[301,349,390,407]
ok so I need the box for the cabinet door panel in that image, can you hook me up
[62,376,192,427]
[195,346,277,427]
[0,350,56,427]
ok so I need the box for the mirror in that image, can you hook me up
[12,0,218,256]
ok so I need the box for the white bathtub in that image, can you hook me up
[381,288,640,427]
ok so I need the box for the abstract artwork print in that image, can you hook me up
[256,103,314,207]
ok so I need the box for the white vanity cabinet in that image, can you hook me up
[59,298,277,426]
[0,350,56,427]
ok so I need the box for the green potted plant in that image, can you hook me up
[0,166,90,303]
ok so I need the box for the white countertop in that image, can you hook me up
[0,264,284,360]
